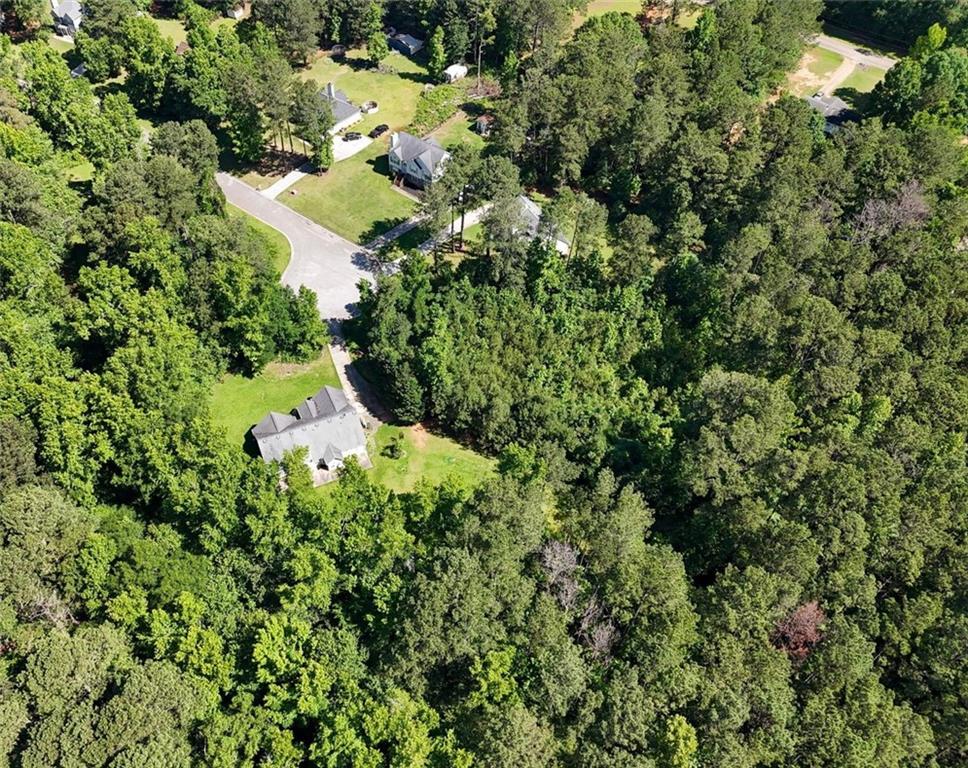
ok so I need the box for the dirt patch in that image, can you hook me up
[411,424,430,450]
[788,51,827,97]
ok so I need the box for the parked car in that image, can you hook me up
[369,124,389,139]
[343,132,363,141]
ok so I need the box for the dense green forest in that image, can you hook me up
[1,1,967,767]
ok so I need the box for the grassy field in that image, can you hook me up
[428,111,485,151]
[368,424,495,493]
[273,49,430,241]
[211,352,340,448]
[284,142,417,244]
[228,204,292,275]
[65,160,95,183]
[838,63,887,93]
[152,17,188,45]
[151,13,237,45]
[300,49,430,136]
[47,36,74,54]
[806,46,845,80]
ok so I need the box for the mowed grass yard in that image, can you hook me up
[227,203,292,275]
[285,143,417,243]
[368,424,495,493]
[212,352,340,448]
[280,49,431,242]
[838,63,887,93]
[427,111,485,151]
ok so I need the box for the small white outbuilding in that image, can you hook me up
[443,64,468,83]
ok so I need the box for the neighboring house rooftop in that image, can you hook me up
[389,131,449,176]
[514,195,570,255]
[52,0,82,28]
[252,385,368,475]
[806,94,860,132]
[319,82,360,126]
[389,33,424,55]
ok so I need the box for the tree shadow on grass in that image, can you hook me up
[219,146,307,183]
[833,87,875,114]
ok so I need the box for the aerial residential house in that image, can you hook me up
[252,385,370,485]
[51,0,82,37]
[388,33,424,56]
[319,82,362,135]
[227,4,246,20]
[805,94,860,134]
[514,195,570,255]
[443,63,468,83]
[388,131,450,189]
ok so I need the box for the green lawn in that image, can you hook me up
[227,203,292,275]
[428,111,485,151]
[271,49,429,241]
[211,352,340,448]
[64,160,95,183]
[300,49,430,136]
[368,424,495,493]
[284,143,417,244]
[152,16,188,45]
[805,45,845,80]
[47,36,74,54]
[838,63,887,93]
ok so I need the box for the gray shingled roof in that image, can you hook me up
[53,0,81,24]
[252,386,366,469]
[390,132,449,175]
[319,83,360,125]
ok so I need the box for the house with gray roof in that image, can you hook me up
[388,131,450,189]
[805,94,860,134]
[51,0,82,37]
[514,195,570,255]
[320,82,362,135]
[388,33,424,56]
[252,385,370,484]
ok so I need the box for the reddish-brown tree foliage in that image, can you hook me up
[773,601,825,662]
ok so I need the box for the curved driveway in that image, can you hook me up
[217,172,375,322]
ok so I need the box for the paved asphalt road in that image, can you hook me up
[217,172,375,322]
[814,34,897,70]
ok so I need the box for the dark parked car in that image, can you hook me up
[343,132,363,141]
[369,124,389,139]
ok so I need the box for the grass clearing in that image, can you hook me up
[838,63,887,93]
[368,424,495,493]
[47,36,74,54]
[300,49,429,136]
[211,351,340,448]
[805,45,845,80]
[428,111,485,151]
[152,16,188,45]
[284,142,417,244]
[228,203,292,275]
[64,160,95,183]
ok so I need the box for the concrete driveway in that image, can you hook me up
[334,135,373,162]
[217,172,376,322]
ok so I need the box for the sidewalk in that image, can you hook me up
[260,162,313,199]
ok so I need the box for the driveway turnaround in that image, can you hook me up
[217,172,375,321]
